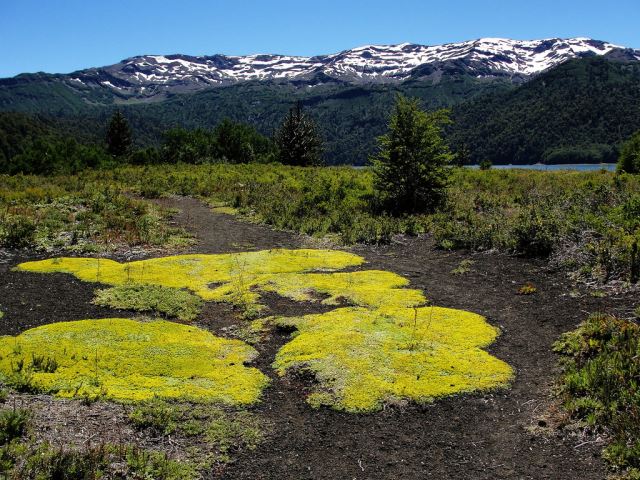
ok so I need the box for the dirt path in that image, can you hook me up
[154,196,303,253]
[1,195,632,479]
[153,196,623,480]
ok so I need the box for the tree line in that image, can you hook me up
[0,101,323,175]
[3,93,640,216]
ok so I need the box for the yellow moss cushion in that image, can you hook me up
[273,306,513,412]
[16,250,513,411]
[261,270,425,309]
[16,249,365,307]
[0,318,268,404]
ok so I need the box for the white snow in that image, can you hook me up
[92,38,635,93]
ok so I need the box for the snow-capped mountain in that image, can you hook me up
[53,38,640,98]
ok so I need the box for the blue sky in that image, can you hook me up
[1,0,638,77]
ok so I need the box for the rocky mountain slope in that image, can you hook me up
[2,39,640,166]
[4,37,638,102]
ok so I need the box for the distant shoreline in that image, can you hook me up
[466,163,617,171]
[352,164,618,171]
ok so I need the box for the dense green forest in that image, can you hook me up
[1,57,640,166]
[449,58,640,164]
[0,76,508,165]
[0,110,283,174]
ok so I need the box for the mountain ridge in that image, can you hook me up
[3,37,638,103]
[2,40,640,167]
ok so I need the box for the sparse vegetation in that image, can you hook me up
[128,399,265,465]
[0,174,191,251]
[554,314,640,478]
[451,259,474,275]
[93,284,204,321]
[517,282,537,295]
[113,163,640,284]
[0,442,196,479]
[5,164,640,286]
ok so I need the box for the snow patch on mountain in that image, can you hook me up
[65,37,635,97]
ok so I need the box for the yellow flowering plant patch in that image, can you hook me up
[0,318,268,404]
[260,270,426,309]
[16,249,513,411]
[16,249,365,307]
[273,306,513,412]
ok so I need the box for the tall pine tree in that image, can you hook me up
[371,95,453,214]
[105,110,132,158]
[275,102,323,166]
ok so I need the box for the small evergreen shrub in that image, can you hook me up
[0,408,30,445]
[555,314,640,476]
[0,215,36,249]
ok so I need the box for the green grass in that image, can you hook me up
[4,164,640,284]
[0,442,196,479]
[554,314,640,477]
[93,284,204,321]
[128,399,265,465]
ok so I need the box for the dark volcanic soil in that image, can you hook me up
[0,252,140,335]
[1,195,633,480]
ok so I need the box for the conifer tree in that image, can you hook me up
[275,102,323,166]
[105,110,132,158]
[371,95,453,214]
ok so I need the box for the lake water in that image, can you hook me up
[468,163,617,172]
[353,164,618,171]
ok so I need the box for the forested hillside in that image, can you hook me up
[2,58,640,165]
[449,58,640,164]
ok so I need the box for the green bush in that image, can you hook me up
[512,206,557,257]
[554,314,640,476]
[0,409,30,445]
[479,159,492,170]
[0,215,36,248]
